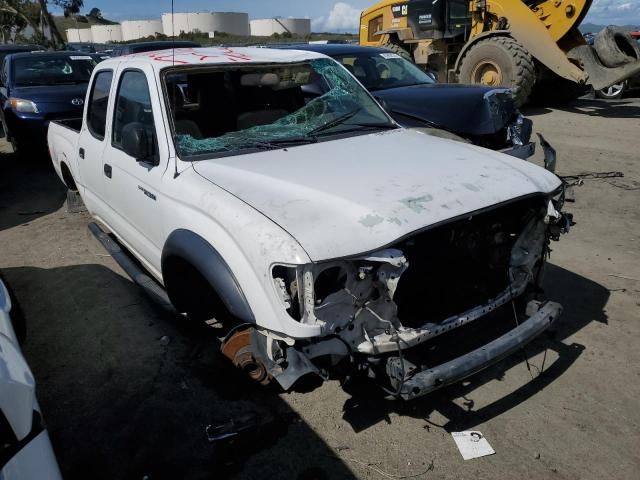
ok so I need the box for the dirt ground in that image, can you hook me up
[1,95,639,480]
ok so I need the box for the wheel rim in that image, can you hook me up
[471,60,503,86]
[601,82,624,97]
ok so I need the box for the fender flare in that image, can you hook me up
[161,229,255,322]
[453,30,512,75]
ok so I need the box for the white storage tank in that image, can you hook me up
[121,20,163,41]
[90,24,123,43]
[250,18,311,37]
[162,12,249,36]
[211,12,249,35]
[65,28,93,43]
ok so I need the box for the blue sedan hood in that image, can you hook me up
[10,83,88,114]
[10,83,88,103]
[11,83,88,110]
[373,83,516,136]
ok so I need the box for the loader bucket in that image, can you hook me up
[568,44,640,90]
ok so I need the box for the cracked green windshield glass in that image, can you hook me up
[164,58,393,157]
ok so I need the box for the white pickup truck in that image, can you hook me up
[48,47,571,399]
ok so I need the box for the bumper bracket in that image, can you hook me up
[388,301,562,400]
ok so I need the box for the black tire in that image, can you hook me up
[593,26,640,68]
[595,81,627,99]
[382,41,412,62]
[458,36,536,107]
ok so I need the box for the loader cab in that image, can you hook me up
[407,0,472,40]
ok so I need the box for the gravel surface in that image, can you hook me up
[1,95,639,480]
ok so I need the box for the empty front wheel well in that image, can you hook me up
[162,255,231,322]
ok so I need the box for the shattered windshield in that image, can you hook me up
[331,52,435,91]
[164,58,395,158]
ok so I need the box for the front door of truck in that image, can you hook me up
[77,69,114,219]
[104,67,168,273]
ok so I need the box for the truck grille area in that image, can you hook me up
[393,195,546,328]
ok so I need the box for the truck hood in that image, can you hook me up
[374,84,516,136]
[192,128,560,261]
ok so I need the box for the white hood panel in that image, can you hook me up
[193,129,561,260]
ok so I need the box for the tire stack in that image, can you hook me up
[593,26,640,99]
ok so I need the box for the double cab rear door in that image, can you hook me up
[79,62,170,276]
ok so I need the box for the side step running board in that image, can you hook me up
[88,222,176,314]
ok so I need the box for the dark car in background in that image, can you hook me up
[279,44,536,159]
[0,44,43,65]
[0,51,98,152]
[66,42,113,55]
[110,40,201,56]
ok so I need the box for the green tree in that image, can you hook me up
[87,6,100,19]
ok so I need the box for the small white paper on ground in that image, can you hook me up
[451,431,495,460]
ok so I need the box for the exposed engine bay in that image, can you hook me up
[221,190,572,399]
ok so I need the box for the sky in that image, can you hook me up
[48,0,640,31]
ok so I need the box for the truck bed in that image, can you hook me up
[48,118,82,192]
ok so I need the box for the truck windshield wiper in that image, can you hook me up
[307,108,363,136]
[313,121,398,137]
[246,136,318,149]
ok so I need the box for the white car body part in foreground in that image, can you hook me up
[48,47,572,398]
[0,278,63,479]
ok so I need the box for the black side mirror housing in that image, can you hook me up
[121,122,156,164]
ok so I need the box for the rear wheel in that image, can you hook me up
[595,81,627,99]
[458,36,536,107]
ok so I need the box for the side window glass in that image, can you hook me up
[368,16,383,42]
[87,70,113,140]
[112,70,155,151]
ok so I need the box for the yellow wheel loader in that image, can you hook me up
[360,0,640,106]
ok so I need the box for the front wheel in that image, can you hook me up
[595,81,627,99]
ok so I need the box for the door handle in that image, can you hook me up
[104,164,112,179]
[79,147,85,159]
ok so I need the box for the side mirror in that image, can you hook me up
[121,122,155,164]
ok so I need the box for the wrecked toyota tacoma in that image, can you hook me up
[47,47,571,399]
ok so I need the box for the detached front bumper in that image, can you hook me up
[386,300,562,400]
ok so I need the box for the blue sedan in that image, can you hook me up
[0,51,99,153]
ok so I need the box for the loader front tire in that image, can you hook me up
[458,36,535,107]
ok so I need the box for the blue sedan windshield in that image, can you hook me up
[13,55,96,87]
[331,52,435,91]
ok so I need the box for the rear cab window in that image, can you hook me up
[86,70,113,139]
